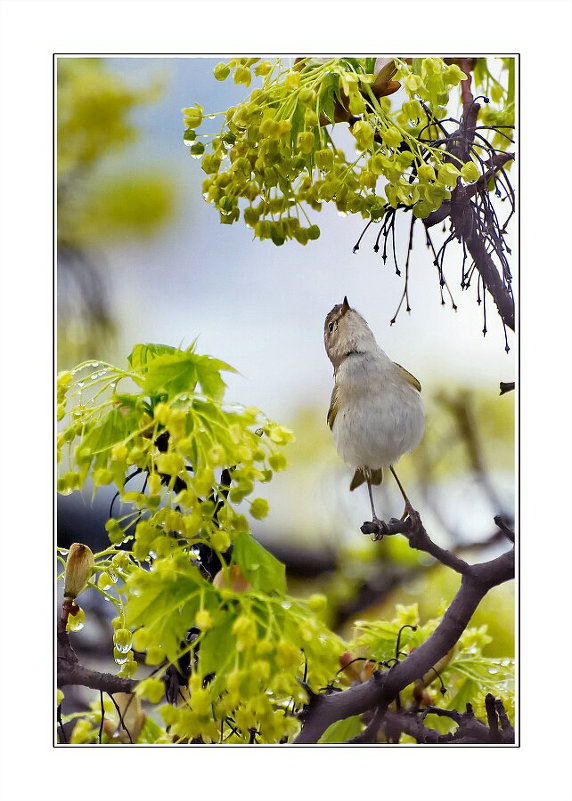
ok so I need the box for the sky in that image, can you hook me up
[59,56,517,548]
[98,56,516,426]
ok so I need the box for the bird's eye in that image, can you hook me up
[328,321,335,332]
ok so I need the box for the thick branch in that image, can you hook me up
[294,546,514,743]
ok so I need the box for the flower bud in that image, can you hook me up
[213,62,230,81]
[296,131,315,155]
[64,543,95,600]
[250,498,269,520]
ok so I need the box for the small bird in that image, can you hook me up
[324,297,424,523]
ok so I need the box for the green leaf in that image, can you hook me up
[126,561,205,661]
[82,406,139,456]
[232,531,287,594]
[198,610,238,699]
[318,74,337,123]
[137,714,164,744]
[445,676,480,718]
[318,715,363,743]
[128,343,178,371]
[193,354,237,401]
[139,348,236,401]
[142,351,199,397]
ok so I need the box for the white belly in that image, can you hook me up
[332,356,424,469]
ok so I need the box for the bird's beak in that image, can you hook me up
[341,296,350,315]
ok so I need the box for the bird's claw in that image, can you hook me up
[361,517,388,540]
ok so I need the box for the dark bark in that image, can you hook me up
[294,540,514,744]
[57,617,137,694]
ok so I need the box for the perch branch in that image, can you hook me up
[294,534,514,743]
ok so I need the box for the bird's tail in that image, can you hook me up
[350,467,383,491]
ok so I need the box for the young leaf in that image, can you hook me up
[82,406,139,456]
[126,561,205,661]
[318,73,336,124]
[193,354,237,401]
[318,714,363,743]
[128,342,178,371]
[232,531,287,595]
[137,714,165,744]
[142,351,199,397]
[198,609,237,699]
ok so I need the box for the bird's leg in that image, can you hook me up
[366,472,382,525]
[389,465,415,520]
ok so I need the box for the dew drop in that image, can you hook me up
[190,153,202,159]
[488,667,499,675]
[114,653,129,665]
[281,601,291,609]
[109,570,118,584]
[184,139,193,147]
[115,642,132,654]
[68,618,84,632]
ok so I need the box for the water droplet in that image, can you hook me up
[115,642,132,654]
[148,550,157,559]
[207,114,216,120]
[488,667,498,675]
[114,653,129,665]
[501,657,511,666]
[77,381,85,388]
[281,601,291,609]
[68,618,84,632]
[190,153,202,159]
[109,570,118,584]
[337,211,347,218]
[184,139,193,147]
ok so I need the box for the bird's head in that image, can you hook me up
[324,296,377,369]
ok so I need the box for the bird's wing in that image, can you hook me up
[393,362,422,392]
[327,384,339,430]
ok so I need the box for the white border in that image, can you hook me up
[1,2,571,800]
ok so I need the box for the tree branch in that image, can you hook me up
[361,509,472,575]
[380,693,514,744]
[57,617,137,694]
[294,544,514,743]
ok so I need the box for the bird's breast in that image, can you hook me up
[332,355,424,469]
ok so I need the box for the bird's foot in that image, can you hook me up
[401,500,418,523]
[361,516,388,540]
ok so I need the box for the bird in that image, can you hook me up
[324,296,424,524]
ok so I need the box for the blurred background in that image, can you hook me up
[57,56,516,690]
